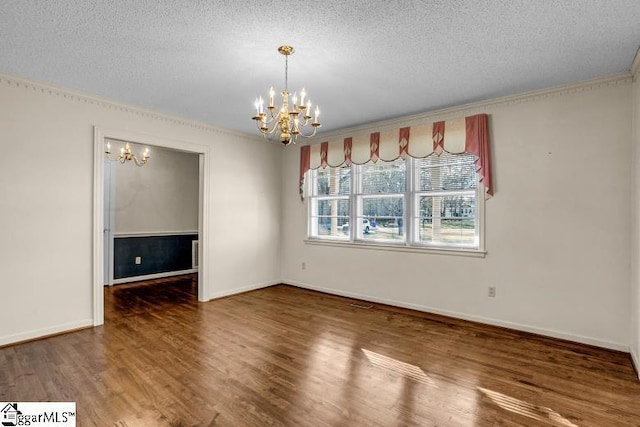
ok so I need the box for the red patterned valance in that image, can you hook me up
[299,113,493,199]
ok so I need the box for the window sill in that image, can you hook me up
[304,238,486,258]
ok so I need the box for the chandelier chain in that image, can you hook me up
[285,54,288,93]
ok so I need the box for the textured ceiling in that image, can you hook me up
[1,1,639,137]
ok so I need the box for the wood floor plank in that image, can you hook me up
[1,274,639,426]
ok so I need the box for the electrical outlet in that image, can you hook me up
[488,286,496,298]
[302,262,306,270]
[135,256,141,265]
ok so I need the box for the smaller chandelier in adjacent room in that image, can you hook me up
[252,45,321,145]
[105,140,150,166]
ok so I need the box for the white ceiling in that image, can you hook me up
[1,1,639,136]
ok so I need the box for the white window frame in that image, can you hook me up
[308,166,351,241]
[353,158,407,244]
[411,154,482,250]
[306,157,486,256]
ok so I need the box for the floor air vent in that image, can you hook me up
[350,303,373,309]
[192,240,198,269]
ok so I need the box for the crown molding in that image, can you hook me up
[631,47,640,80]
[2,70,632,145]
[308,72,632,143]
[0,72,263,142]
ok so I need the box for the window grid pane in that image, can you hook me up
[416,193,477,246]
[357,159,406,242]
[359,196,405,241]
[359,159,406,194]
[315,166,351,196]
[418,153,477,191]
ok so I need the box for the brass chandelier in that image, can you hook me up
[105,140,150,166]
[252,45,321,145]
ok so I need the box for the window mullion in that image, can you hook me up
[314,195,350,201]
[406,157,414,246]
[415,189,476,198]
[477,180,485,251]
[308,171,314,238]
[351,163,358,241]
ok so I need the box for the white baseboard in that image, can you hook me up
[208,280,279,301]
[0,278,271,346]
[0,319,93,347]
[111,268,198,285]
[283,279,629,352]
[631,348,640,380]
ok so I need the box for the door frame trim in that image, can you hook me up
[103,159,115,286]
[92,126,211,326]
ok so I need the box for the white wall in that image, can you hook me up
[114,146,199,234]
[281,76,633,351]
[1,71,635,354]
[0,74,282,345]
[631,54,640,373]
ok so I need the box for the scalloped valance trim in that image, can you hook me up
[299,113,492,199]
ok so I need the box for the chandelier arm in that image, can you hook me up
[132,156,147,167]
[256,119,284,136]
[254,109,280,126]
[297,115,311,126]
[289,112,317,132]
[257,127,277,136]
[296,126,319,138]
[263,110,280,125]
[256,114,279,131]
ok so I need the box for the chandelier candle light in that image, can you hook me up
[105,141,150,166]
[252,45,321,145]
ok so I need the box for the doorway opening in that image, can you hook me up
[93,127,210,326]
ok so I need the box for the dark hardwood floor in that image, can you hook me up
[1,274,639,426]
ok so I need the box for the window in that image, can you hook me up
[308,153,483,252]
[309,165,351,239]
[413,153,479,248]
[357,158,406,243]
